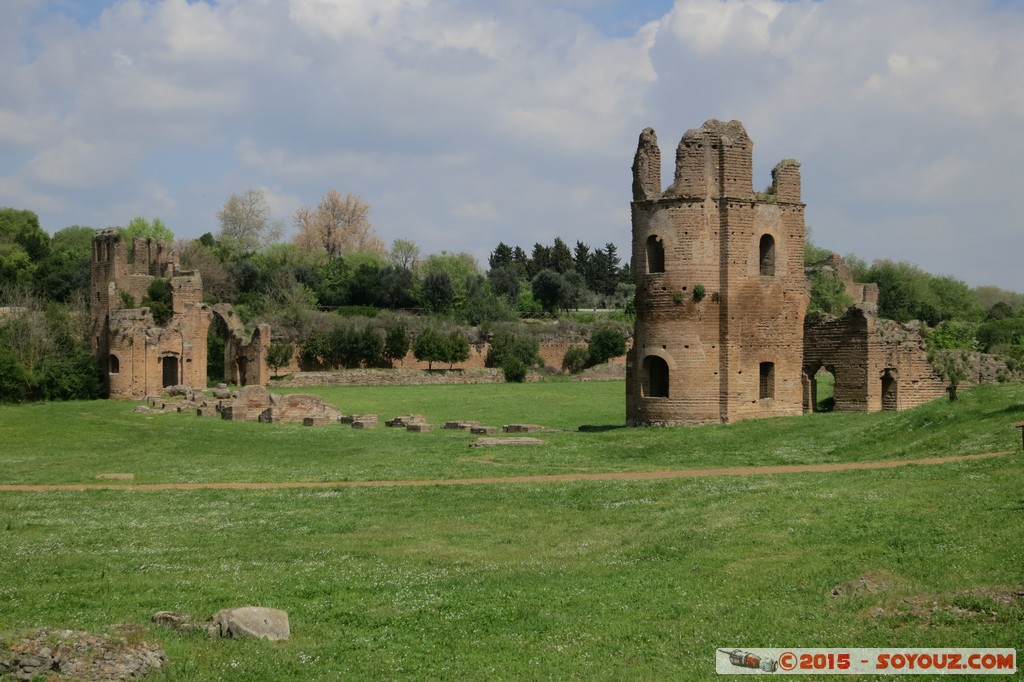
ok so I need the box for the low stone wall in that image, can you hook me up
[272,363,626,388]
[276,341,627,375]
[274,368,528,387]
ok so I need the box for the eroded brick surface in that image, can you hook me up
[91,231,269,399]
[627,120,941,425]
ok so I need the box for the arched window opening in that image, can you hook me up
[646,235,665,274]
[642,355,669,398]
[759,362,775,400]
[881,369,898,411]
[759,234,775,276]
[108,354,120,374]
[812,366,836,412]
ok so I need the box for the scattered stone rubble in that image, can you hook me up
[443,420,480,430]
[350,415,378,429]
[132,384,341,426]
[153,607,290,642]
[0,628,166,681]
[135,389,558,437]
[384,414,433,432]
[470,437,547,448]
[503,424,547,433]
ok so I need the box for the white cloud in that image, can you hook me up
[1,0,1023,290]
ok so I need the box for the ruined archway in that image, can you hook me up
[814,366,836,411]
[641,355,669,398]
[804,364,836,412]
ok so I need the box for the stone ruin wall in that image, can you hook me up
[803,309,945,412]
[627,120,807,425]
[91,230,269,399]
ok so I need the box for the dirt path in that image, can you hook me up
[0,451,1013,493]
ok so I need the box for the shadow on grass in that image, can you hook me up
[577,424,627,432]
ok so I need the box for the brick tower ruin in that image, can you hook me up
[626,120,808,425]
[91,230,269,399]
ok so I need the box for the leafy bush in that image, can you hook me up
[563,345,589,373]
[587,325,626,366]
[926,320,977,353]
[413,326,448,370]
[501,357,527,383]
[486,329,539,369]
[808,269,853,316]
[383,323,409,366]
[141,278,173,326]
[442,330,470,369]
[266,342,294,376]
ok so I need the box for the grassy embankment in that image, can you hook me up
[1,382,1022,679]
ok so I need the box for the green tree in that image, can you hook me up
[485,328,540,369]
[808,269,854,317]
[122,216,174,244]
[0,290,99,402]
[562,345,589,373]
[488,242,514,270]
[462,277,515,326]
[266,341,294,376]
[388,239,421,271]
[528,243,552,278]
[550,237,574,274]
[488,267,520,304]
[0,208,50,262]
[501,356,528,383]
[413,326,447,370]
[926,320,977,352]
[587,325,627,366]
[383,322,410,367]
[531,269,567,314]
[931,350,970,402]
[442,330,470,369]
[141,278,173,326]
[421,271,456,314]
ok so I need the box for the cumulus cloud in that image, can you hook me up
[0,0,1022,288]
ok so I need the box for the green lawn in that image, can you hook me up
[1,381,1023,486]
[1,382,1022,679]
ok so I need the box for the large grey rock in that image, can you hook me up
[211,607,290,641]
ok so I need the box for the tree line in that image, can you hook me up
[2,196,1024,401]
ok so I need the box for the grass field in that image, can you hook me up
[1,381,1023,679]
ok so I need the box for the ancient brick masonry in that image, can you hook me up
[627,120,808,424]
[627,121,946,425]
[91,230,269,399]
[802,262,945,412]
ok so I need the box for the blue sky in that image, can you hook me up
[3,0,1024,290]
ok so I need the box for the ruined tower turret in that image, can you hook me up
[626,120,807,425]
